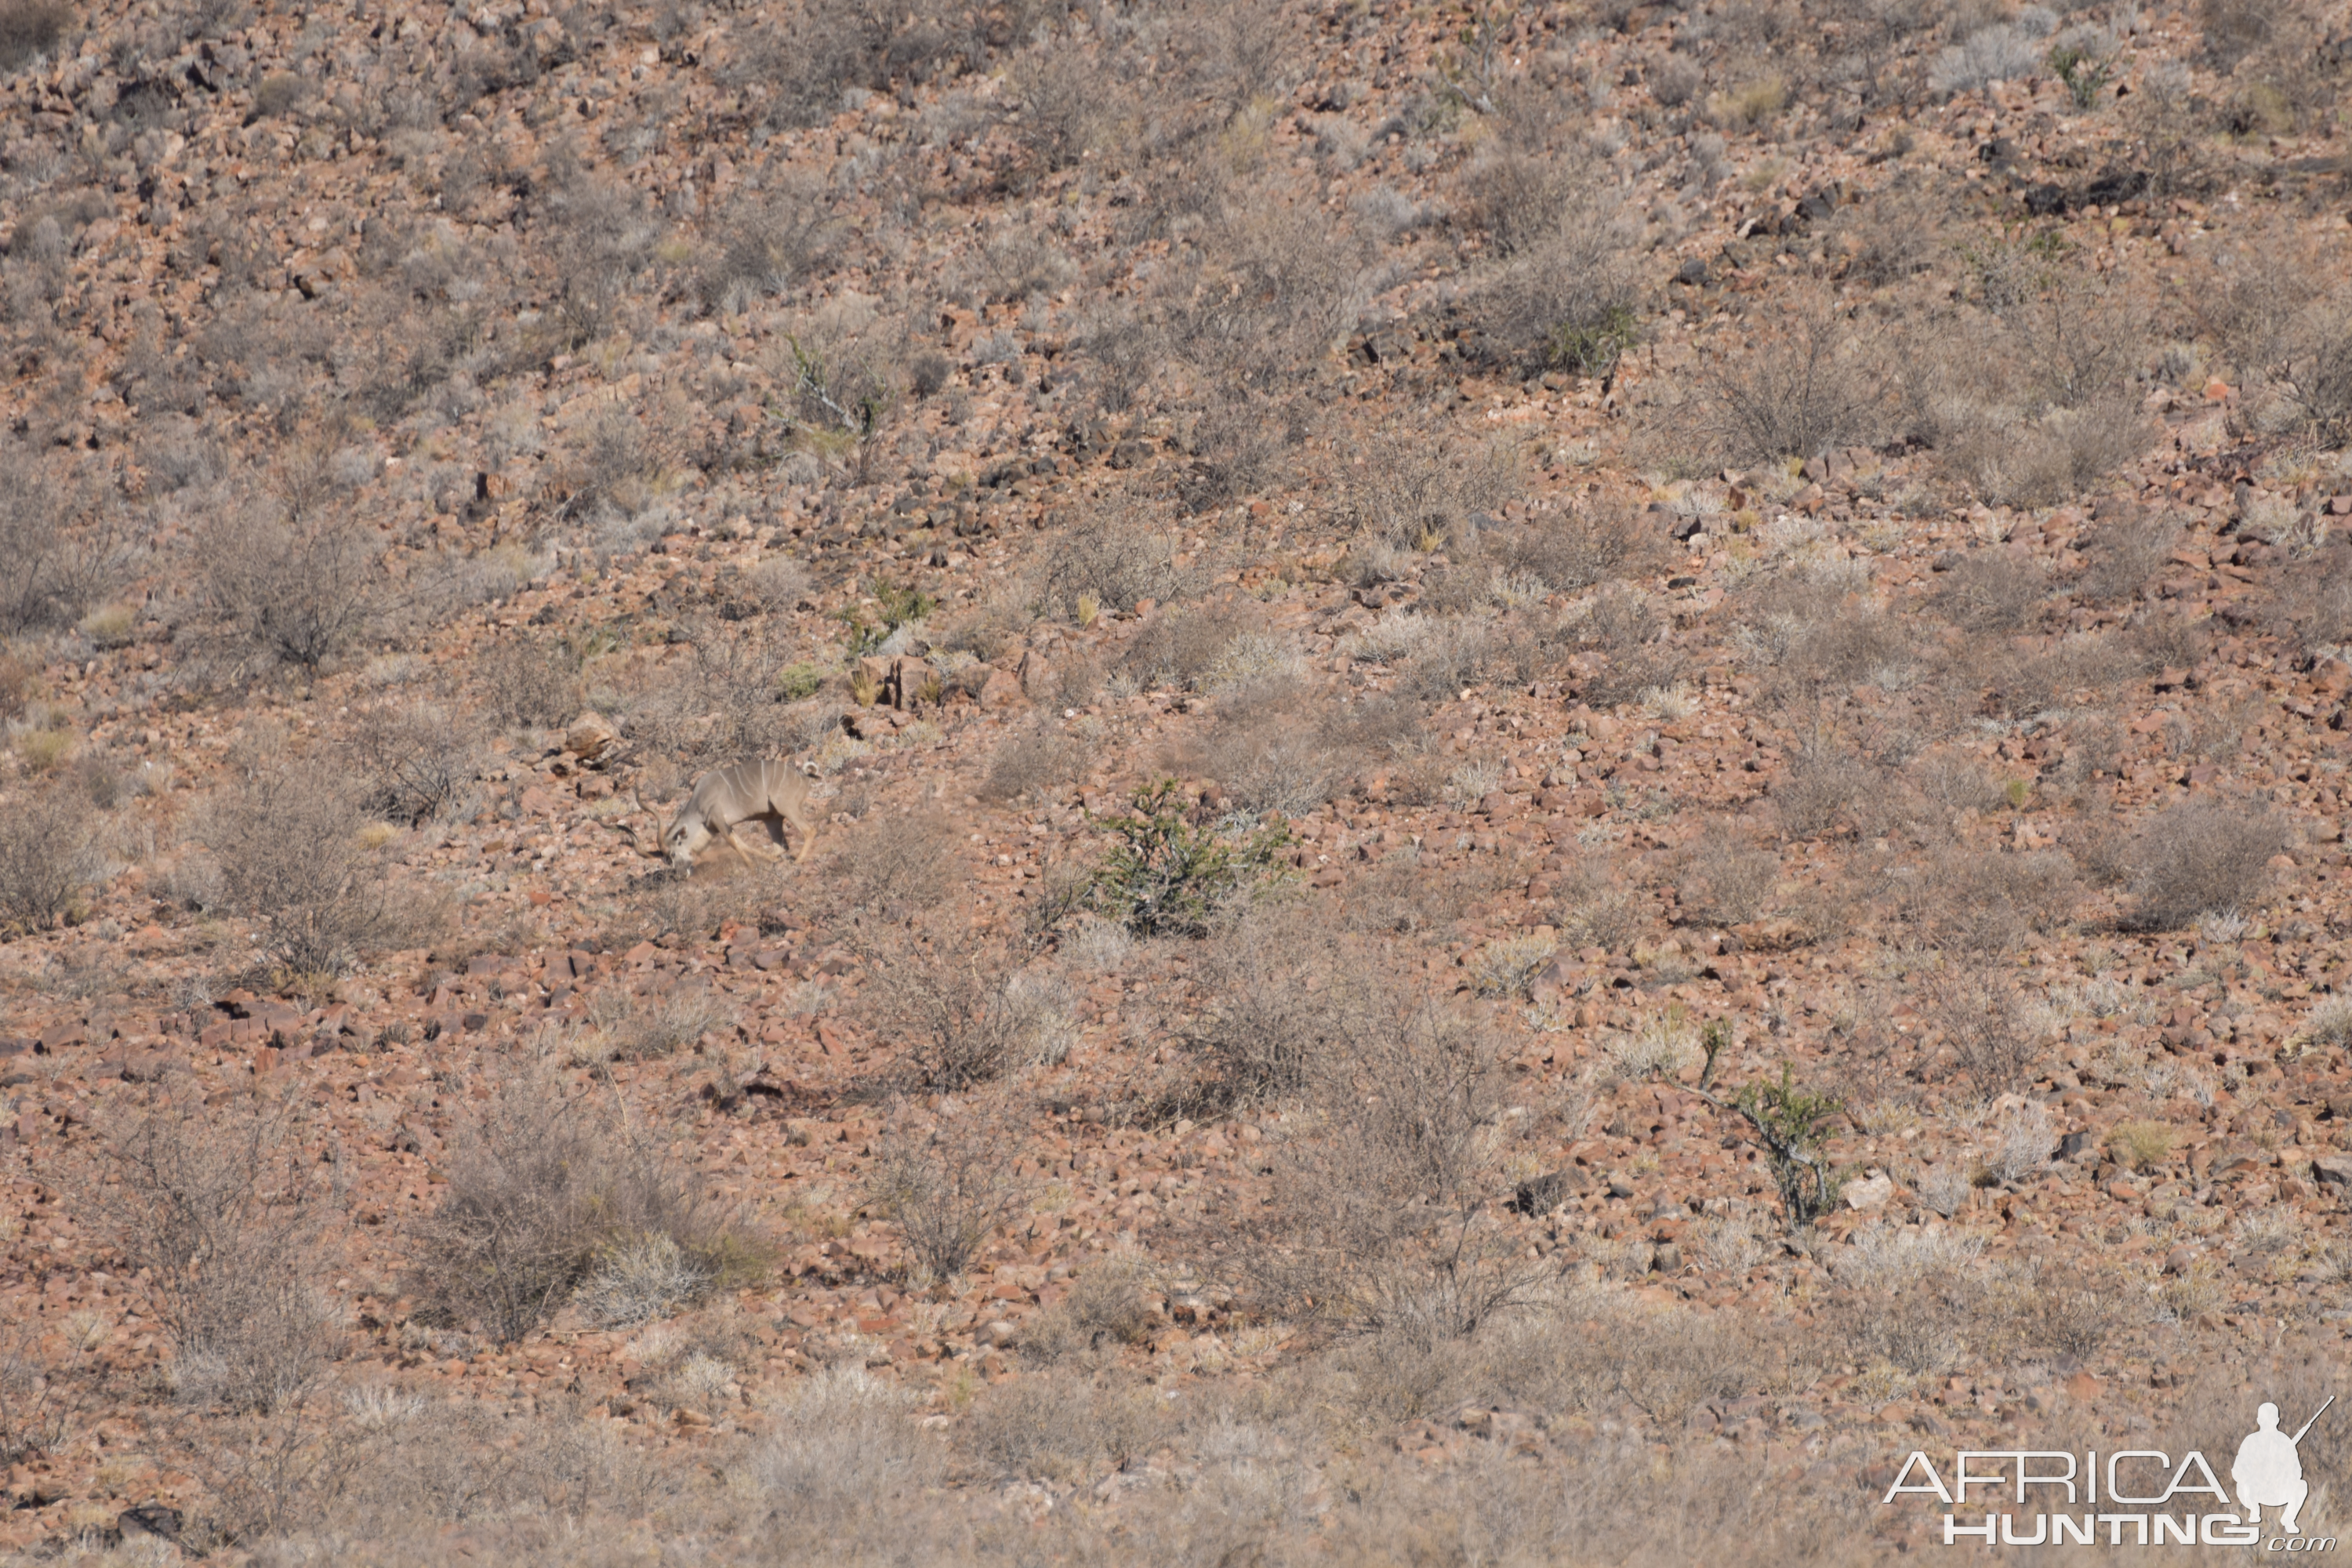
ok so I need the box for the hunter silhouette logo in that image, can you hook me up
[2236,1398,2332,1537]
[1882,1396,2339,1549]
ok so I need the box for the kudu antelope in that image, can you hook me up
[629,760,818,871]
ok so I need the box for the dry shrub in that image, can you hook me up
[1928,553,2050,633]
[1021,1256,1156,1363]
[195,508,387,679]
[980,722,1083,803]
[1922,965,2044,1096]
[0,0,69,71]
[828,810,967,920]
[1238,993,1545,1348]
[477,635,583,730]
[209,767,411,975]
[409,1069,752,1342]
[755,1365,938,1526]
[2123,798,2289,929]
[2211,259,2352,446]
[693,175,840,316]
[0,462,127,636]
[1346,849,1489,940]
[860,931,1049,1091]
[1179,908,1351,1108]
[1773,742,1875,840]
[1685,310,1894,464]
[868,1096,1029,1282]
[0,783,103,932]
[1570,586,1683,708]
[631,621,807,764]
[1548,857,1646,953]
[351,700,482,826]
[1463,179,1642,376]
[1676,837,1780,926]
[582,984,736,1060]
[1905,849,2082,953]
[100,1092,339,1413]
[1336,427,1515,554]
[1039,503,1196,617]
[1118,602,1247,691]
[1491,502,1660,594]
[963,1369,1171,1483]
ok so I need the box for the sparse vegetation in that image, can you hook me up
[10,0,2352,1553]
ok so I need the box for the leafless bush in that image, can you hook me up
[1239,993,1544,1347]
[583,985,737,1060]
[0,1320,85,1466]
[866,1098,1029,1281]
[1773,742,1875,840]
[1338,427,1516,554]
[963,1369,1171,1483]
[1009,41,1104,176]
[828,811,967,921]
[209,768,408,975]
[195,507,386,677]
[1118,604,1247,691]
[1021,1256,1156,1363]
[2123,798,2289,929]
[351,700,482,826]
[100,1093,340,1413]
[981,723,1083,803]
[478,635,583,730]
[1915,849,2082,953]
[754,1365,938,1523]
[1922,966,2044,1096]
[0,784,103,932]
[410,1070,749,1342]
[1940,394,2152,506]
[862,932,1042,1090]
[0,463,115,634]
[1492,503,1658,594]
[1929,554,2050,633]
[2210,262,2352,447]
[1686,310,1894,464]
[1465,194,1643,376]
[0,0,65,69]
[1039,504,1196,617]
[1179,909,1351,1107]
[1676,838,1780,926]
[541,170,661,349]
[695,176,840,315]
[2076,510,2180,603]
[1571,587,1684,708]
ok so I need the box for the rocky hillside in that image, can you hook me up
[2,0,2352,1557]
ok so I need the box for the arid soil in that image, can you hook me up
[3,0,2352,1559]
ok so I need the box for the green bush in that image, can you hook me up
[1088,779,1291,938]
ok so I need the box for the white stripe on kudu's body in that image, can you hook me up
[634,760,817,870]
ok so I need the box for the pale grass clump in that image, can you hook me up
[1638,683,1697,721]
[1471,934,1556,999]
[2301,994,2352,1049]
[575,1233,713,1329]
[2107,1119,2178,1172]
[1606,1008,1698,1079]
[1915,1164,1971,1218]
[1203,633,1303,692]
[1341,609,1432,665]
[1985,1102,2053,1185]
[1445,759,1505,806]
[2229,1207,2301,1257]
[1837,1222,1986,1292]
[1693,1214,1766,1276]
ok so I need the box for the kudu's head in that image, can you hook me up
[628,787,707,870]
